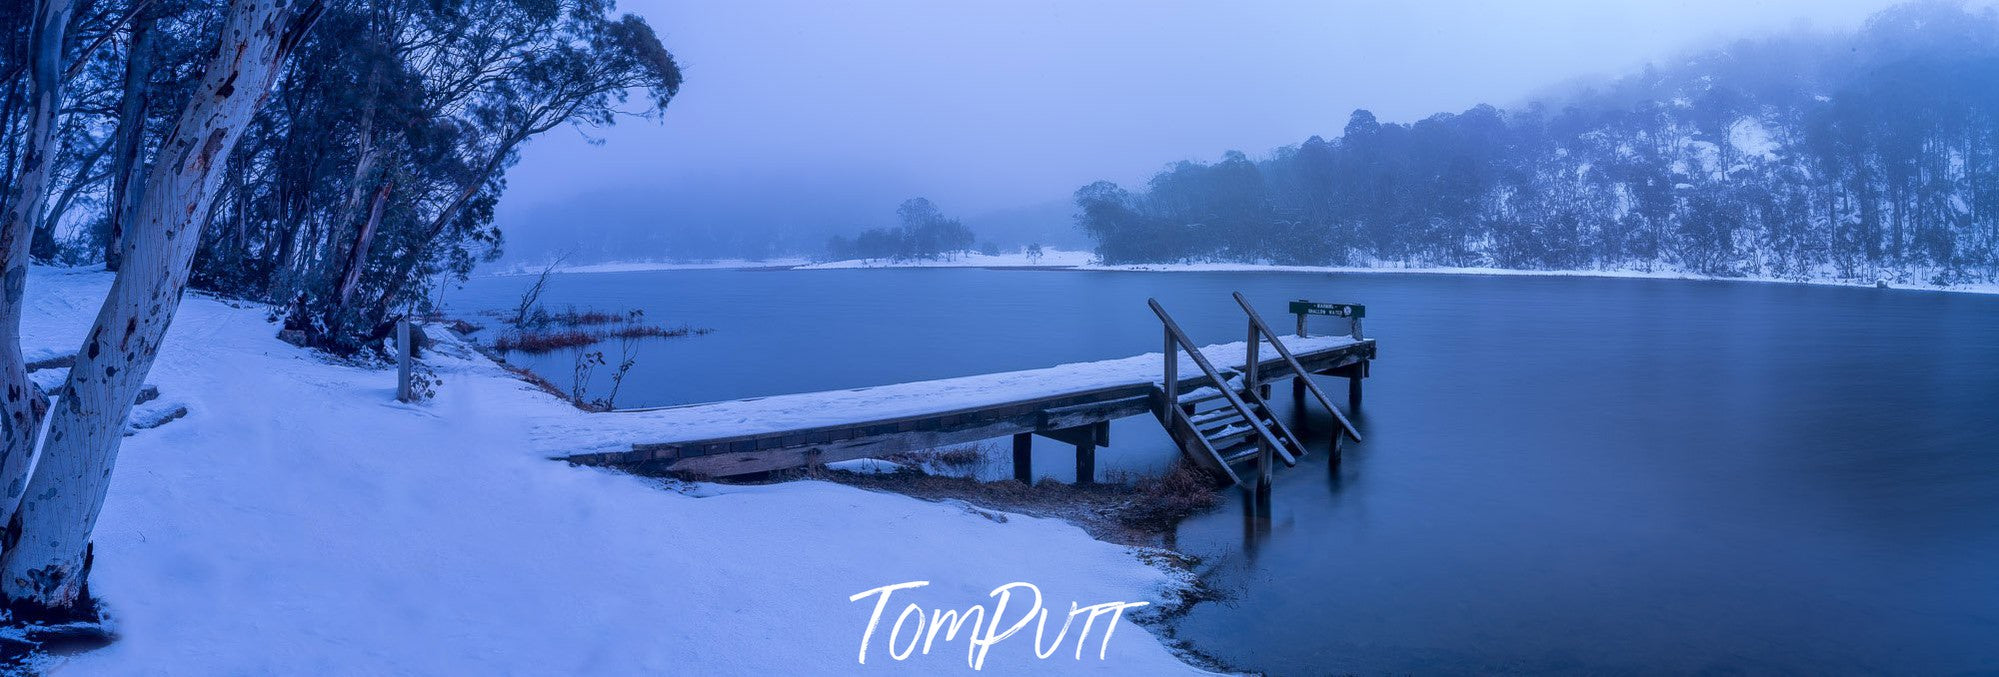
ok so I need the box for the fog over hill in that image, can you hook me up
[494,0,1918,266]
[1074,1,1999,286]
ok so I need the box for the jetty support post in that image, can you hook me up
[396,318,413,402]
[1255,438,1273,506]
[1012,432,1033,483]
[1350,361,1365,409]
[1037,421,1108,485]
[1328,361,1367,410]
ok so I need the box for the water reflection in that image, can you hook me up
[455,269,1999,675]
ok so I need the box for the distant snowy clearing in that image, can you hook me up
[794,248,1096,270]
[493,251,1999,296]
[19,266,1205,674]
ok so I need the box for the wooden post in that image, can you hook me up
[1255,439,1273,504]
[1161,326,1178,409]
[1347,361,1364,410]
[1012,432,1032,483]
[1292,305,1307,399]
[1074,429,1095,486]
[1244,320,1260,396]
[395,318,412,402]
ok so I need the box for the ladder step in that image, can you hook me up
[1189,408,1244,428]
[1176,387,1230,404]
[1221,442,1262,465]
[1206,427,1255,450]
[1196,418,1243,437]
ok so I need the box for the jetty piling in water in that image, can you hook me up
[558,293,1374,491]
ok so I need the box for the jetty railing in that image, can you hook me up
[1237,292,1361,442]
[1150,298,1302,488]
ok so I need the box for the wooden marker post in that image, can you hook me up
[1291,301,1367,410]
[396,319,413,402]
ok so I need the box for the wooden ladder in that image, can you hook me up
[1149,298,1309,487]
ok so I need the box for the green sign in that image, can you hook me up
[1290,300,1365,318]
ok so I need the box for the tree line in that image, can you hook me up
[1077,1,1999,287]
[0,0,679,622]
[824,197,979,261]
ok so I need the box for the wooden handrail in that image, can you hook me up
[1148,298,1298,472]
[1235,291,1362,442]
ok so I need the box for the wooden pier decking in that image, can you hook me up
[551,296,1375,484]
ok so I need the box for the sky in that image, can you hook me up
[495,0,1914,262]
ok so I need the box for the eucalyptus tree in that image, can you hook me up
[0,0,327,619]
[0,0,78,536]
[183,0,682,354]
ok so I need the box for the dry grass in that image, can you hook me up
[485,306,712,353]
[786,459,1228,548]
[1120,463,1225,529]
[547,309,628,326]
[604,324,712,340]
[882,445,992,473]
[491,329,600,353]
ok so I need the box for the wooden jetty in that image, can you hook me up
[557,294,1375,487]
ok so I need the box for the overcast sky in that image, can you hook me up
[495,0,1914,261]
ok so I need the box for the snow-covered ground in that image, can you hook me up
[492,257,813,275]
[499,248,1999,297]
[1073,261,1999,296]
[794,248,1096,270]
[16,267,1206,674]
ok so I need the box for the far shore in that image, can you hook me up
[487,249,1999,297]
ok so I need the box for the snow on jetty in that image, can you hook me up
[19,267,1203,674]
[529,334,1359,460]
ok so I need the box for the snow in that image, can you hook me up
[16,266,1206,674]
[794,247,1096,270]
[497,247,1999,298]
[826,458,906,474]
[1728,117,1780,161]
[1070,261,1999,296]
[492,257,813,275]
[529,334,1358,458]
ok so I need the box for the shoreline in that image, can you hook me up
[21,266,1210,674]
[489,254,1999,298]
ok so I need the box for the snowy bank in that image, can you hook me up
[794,248,1096,270]
[1073,261,1999,296]
[491,257,814,275]
[500,250,1999,297]
[18,267,1205,674]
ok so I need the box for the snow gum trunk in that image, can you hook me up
[0,0,324,616]
[0,0,78,524]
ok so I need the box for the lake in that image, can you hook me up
[454,268,1999,675]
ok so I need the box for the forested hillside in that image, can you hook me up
[1077,1,1999,286]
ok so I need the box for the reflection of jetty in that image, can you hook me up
[554,294,1373,487]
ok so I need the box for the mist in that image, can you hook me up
[495,0,1920,264]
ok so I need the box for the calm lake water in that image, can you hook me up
[455,268,1999,675]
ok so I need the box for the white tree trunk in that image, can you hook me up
[0,0,324,616]
[0,0,78,524]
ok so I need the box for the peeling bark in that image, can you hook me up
[0,0,326,618]
[103,0,160,273]
[0,0,79,532]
